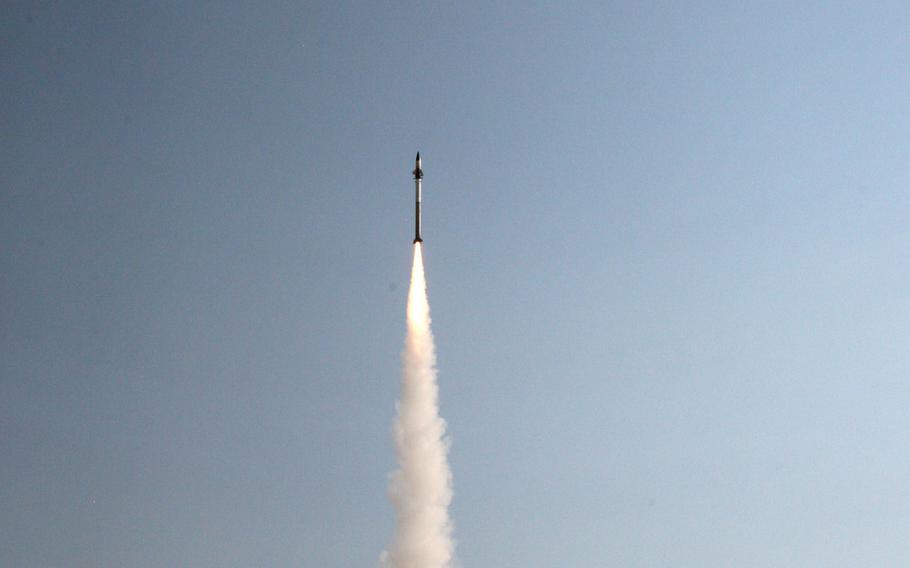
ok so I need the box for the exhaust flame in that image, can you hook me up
[382,242,454,568]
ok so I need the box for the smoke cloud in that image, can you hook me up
[381,243,454,568]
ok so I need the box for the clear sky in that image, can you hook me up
[3,2,909,566]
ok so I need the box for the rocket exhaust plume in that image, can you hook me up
[381,241,454,568]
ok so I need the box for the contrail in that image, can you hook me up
[382,242,454,568]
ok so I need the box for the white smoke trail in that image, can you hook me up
[382,243,454,568]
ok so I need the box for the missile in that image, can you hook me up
[412,152,423,243]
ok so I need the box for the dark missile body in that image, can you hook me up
[413,153,423,243]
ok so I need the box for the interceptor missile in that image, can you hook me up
[412,152,423,243]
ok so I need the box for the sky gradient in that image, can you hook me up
[3,2,910,566]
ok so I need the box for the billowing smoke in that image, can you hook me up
[381,243,454,568]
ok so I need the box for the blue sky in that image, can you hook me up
[3,2,909,566]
